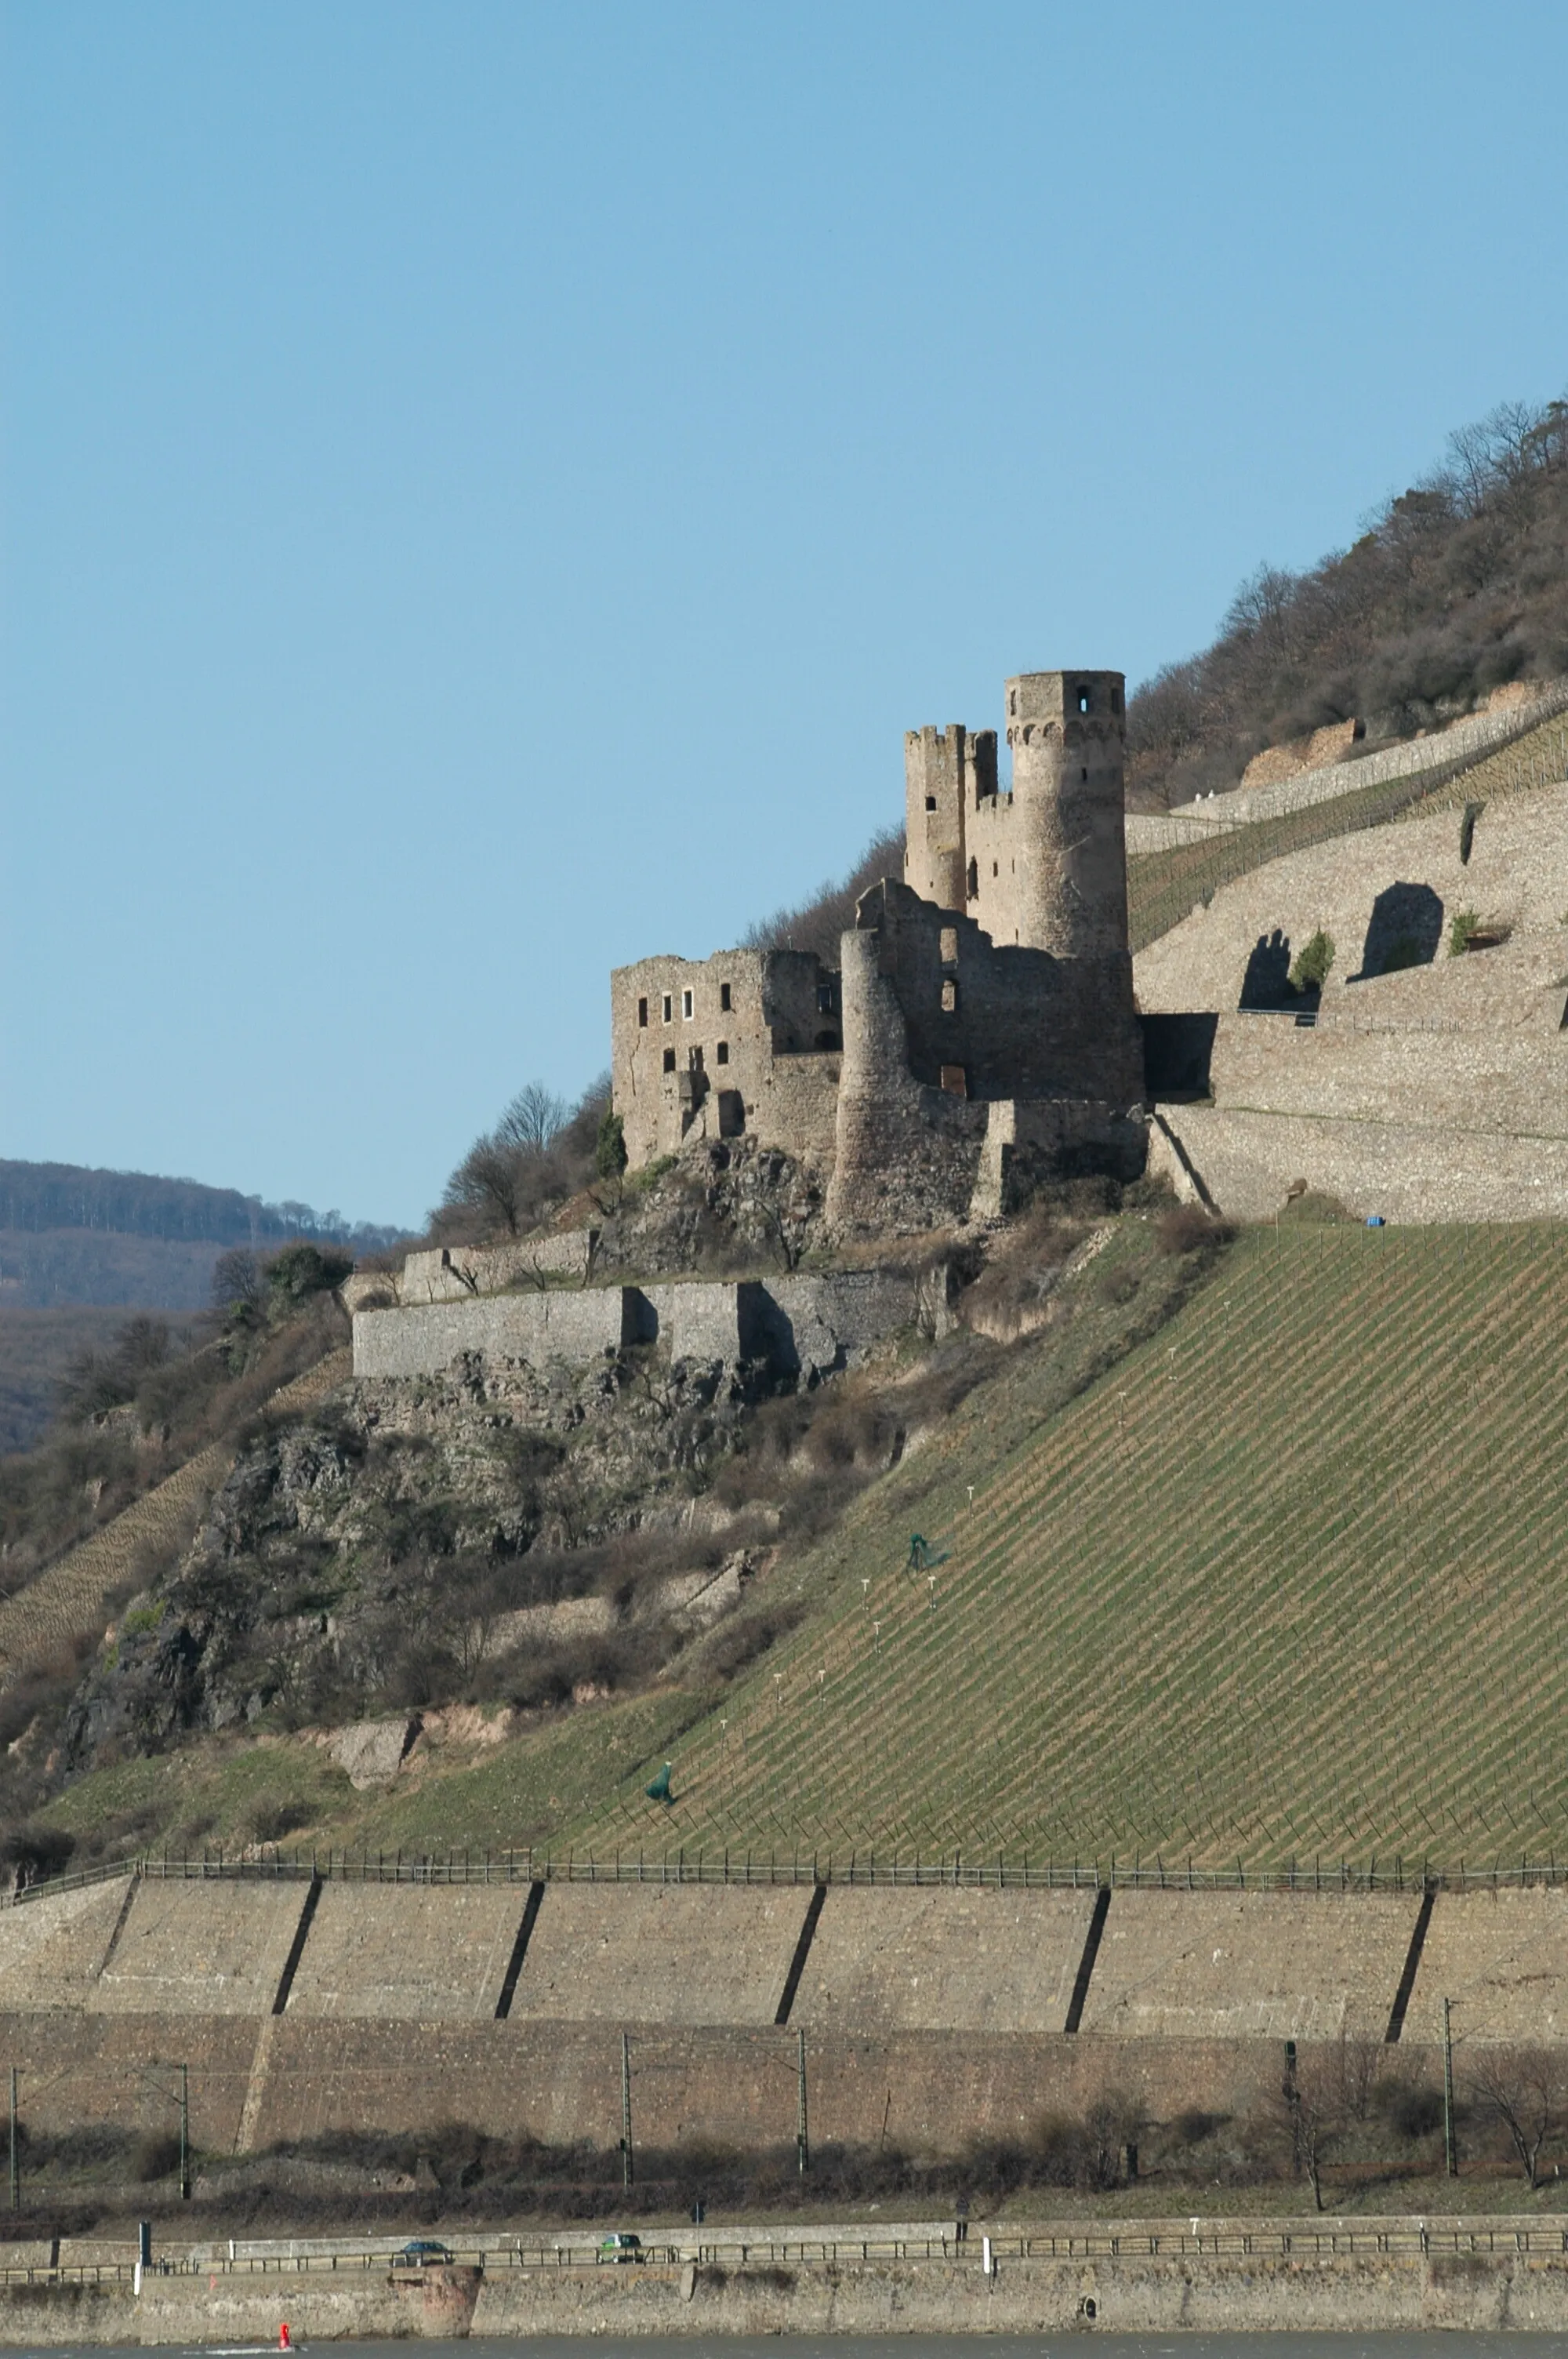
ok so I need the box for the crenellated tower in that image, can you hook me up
[1004,670,1129,958]
[903,724,997,913]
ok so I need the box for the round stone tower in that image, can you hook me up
[1005,671,1130,958]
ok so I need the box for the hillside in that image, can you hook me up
[1126,392,1568,809]
[0,1160,403,1452]
[33,1216,1568,1875]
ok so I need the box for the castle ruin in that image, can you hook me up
[610,671,1147,1232]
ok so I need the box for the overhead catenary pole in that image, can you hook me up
[1443,1998,1457,2177]
[180,2063,191,2201]
[9,2068,16,2213]
[797,2028,809,2175]
[620,2033,633,2189]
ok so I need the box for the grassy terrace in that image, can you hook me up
[581,1222,1568,1873]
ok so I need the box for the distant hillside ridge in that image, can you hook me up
[1127,391,1568,809]
[0,1160,401,1252]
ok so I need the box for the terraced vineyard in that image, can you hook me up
[586,1223,1568,1873]
[1127,707,1568,951]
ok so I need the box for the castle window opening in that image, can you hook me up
[720,981,731,1011]
[925,795,938,811]
[939,926,958,965]
[688,1045,704,1072]
[682,988,694,1020]
[662,1047,676,1074]
[1077,686,1091,713]
[966,857,978,899]
[940,1063,967,1097]
[716,1040,729,1064]
[816,983,835,1014]
[992,861,999,878]
[941,979,959,1013]
[637,997,648,1027]
[1081,766,1088,782]
[662,994,673,1023]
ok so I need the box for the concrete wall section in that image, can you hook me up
[793,1886,1100,2034]
[86,1878,310,2017]
[354,1288,627,1382]
[282,1885,526,2020]
[0,1877,135,2011]
[510,1884,811,2027]
[245,2017,1293,2153]
[1160,1103,1568,1225]
[1080,1891,1417,2041]
[1404,1887,1568,2046]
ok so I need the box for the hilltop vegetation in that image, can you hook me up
[1127,393,1568,807]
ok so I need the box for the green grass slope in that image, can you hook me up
[583,1223,1568,1873]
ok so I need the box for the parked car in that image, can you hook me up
[397,2239,454,2268]
[598,2233,643,2263]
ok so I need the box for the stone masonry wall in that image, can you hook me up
[1126,682,1568,852]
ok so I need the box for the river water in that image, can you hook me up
[32,2338,1568,2357]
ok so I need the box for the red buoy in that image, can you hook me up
[279,2325,292,2350]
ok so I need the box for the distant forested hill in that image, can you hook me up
[0,1160,405,1451]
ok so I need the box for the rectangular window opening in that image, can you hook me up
[938,926,958,965]
[637,997,648,1027]
[816,983,834,1013]
[941,978,958,1013]
[720,981,732,1012]
[688,1045,704,1072]
[662,1047,676,1074]
[924,795,938,812]
[716,1040,729,1064]
[681,988,694,1020]
[662,994,673,1024]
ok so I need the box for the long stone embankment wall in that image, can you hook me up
[9,2230,1568,2339]
[354,1269,924,1385]
[3,1871,1566,2159]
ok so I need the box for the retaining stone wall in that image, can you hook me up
[1127,685,1568,853]
[397,1232,595,1303]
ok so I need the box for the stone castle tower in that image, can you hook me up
[904,671,1130,957]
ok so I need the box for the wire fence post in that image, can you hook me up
[620,2033,633,2189]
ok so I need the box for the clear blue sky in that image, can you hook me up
[5,2,1566,1230]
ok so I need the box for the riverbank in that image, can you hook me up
[2,2217,1566,2339]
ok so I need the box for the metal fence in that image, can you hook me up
[5,2216,1568,2286]
[9,1848,1568,1908]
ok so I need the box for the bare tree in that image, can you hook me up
[1279,2047,1349,2212]
[1468,2045,1567,2190]
[496,1081,568,1155]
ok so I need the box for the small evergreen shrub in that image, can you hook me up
[1289,929,1335,994]
[594,1109,628,1180]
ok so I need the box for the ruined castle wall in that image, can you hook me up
[904,725,995,914]
[353,1289,628,1382]
[611,949,840,1171]
[397,1232,594,1305]
[853,878,1142,1105]
[826,927,991,1236]
[965,790,1022,943]
[763,1270,921,1374]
